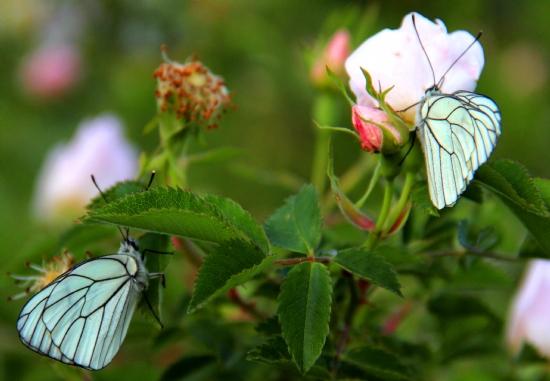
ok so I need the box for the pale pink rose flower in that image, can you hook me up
[32,113,138,221]
[506,260,550,357]
[345,12,484,122]
[19,43,82,100]
[352,105,402,154]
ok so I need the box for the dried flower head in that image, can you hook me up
[8,251,75,301]
[153,46,236,130]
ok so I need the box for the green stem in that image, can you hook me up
[355,160,381,209]
[383,171,415,235]
[311,92,339,193]
[364,178,394,250]
[273,257,331,267]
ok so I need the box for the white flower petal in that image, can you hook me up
[346,12,484,122]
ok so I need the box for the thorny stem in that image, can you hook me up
[274,257,331,267]
[364,178,394,250]
[424,248,522,262]
[331,274,360,381]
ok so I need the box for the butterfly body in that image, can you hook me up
[17,239,149,370]
[416,88,502,209]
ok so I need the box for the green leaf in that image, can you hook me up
[247,336,331,380]
[534,177,550,210]
[264,185,323,255]
[159,355,217,381]
[410,180,439,217]
[86,187,237,244]
[326,66,355,107]
[188,239,275,313]
[136,233,172,328]
[201,194,270,254]
[341,346,416,381]
[474,160,550,254]
[519,234,550,259]
[278,262,331,374]
[333,248,403,297]
[86,180,147,211]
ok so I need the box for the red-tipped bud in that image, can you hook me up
[311,29,351,87]
[352,106,403,154]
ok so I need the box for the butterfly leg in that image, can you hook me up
[141,249,174,261]
[141,290,164,329]
[147,272,166,288]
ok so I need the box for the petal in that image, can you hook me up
[346,12,484,122]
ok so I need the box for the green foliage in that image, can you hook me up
[188,239,275,312]
[137,233,172,327]
[475,159,550,255]
[341,346,417,380]
[332,248,403,297]
[264,185,323,255]
[278,262,332,374]
[410,180,439,217]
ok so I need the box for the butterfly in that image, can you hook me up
[16,236,166,370]
[16,172,167,370]
[412,14,502,209]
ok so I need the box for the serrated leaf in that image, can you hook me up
[247,336,332,380]
[410,180,439,217]
[278,262,331,374]
[457,220,473,249]
[342,346,416,381]
[188,239,275,313]
[374,244,427,268]
[475,160,550,254]
[87,187,237,244]
[202,194,269,254]
[264,185,323,255]
[137,233,172,328]
[534,177,550,210]
[333,248,403,297]
[86,180,147,210]
[159,355,217,381]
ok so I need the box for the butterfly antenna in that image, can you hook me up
[412,14,437,88]
[90,174,126,240]
[436,31,483,88]
[146,170,156,191]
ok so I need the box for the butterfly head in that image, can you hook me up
[119,237,139,255]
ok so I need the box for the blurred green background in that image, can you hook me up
[0,1,548,380]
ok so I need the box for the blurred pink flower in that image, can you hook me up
[352,105,402,154]
[19,43,82,100]
[507,260,550,357]
[32,113,138,221]
[311,29,351,87]
[345,12,484,122]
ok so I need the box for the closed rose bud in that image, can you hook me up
[506,260,550,357]
[311,29,351,88]
[352,105,403,154]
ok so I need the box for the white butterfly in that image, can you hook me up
[16,237,164,370]
[413,16,502,209]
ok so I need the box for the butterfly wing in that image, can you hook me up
[417,91,502,209]
[17,254,142,370]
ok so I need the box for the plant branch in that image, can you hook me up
[424,248,522,262]
[273,256,331,267]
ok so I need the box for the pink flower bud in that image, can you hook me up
[352,105,402,154]
[311,29,351,87]
[19,44,82,100]
[507,260,550,357]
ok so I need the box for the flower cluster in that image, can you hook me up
[153,48,235,130]
[8,251,75,300]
